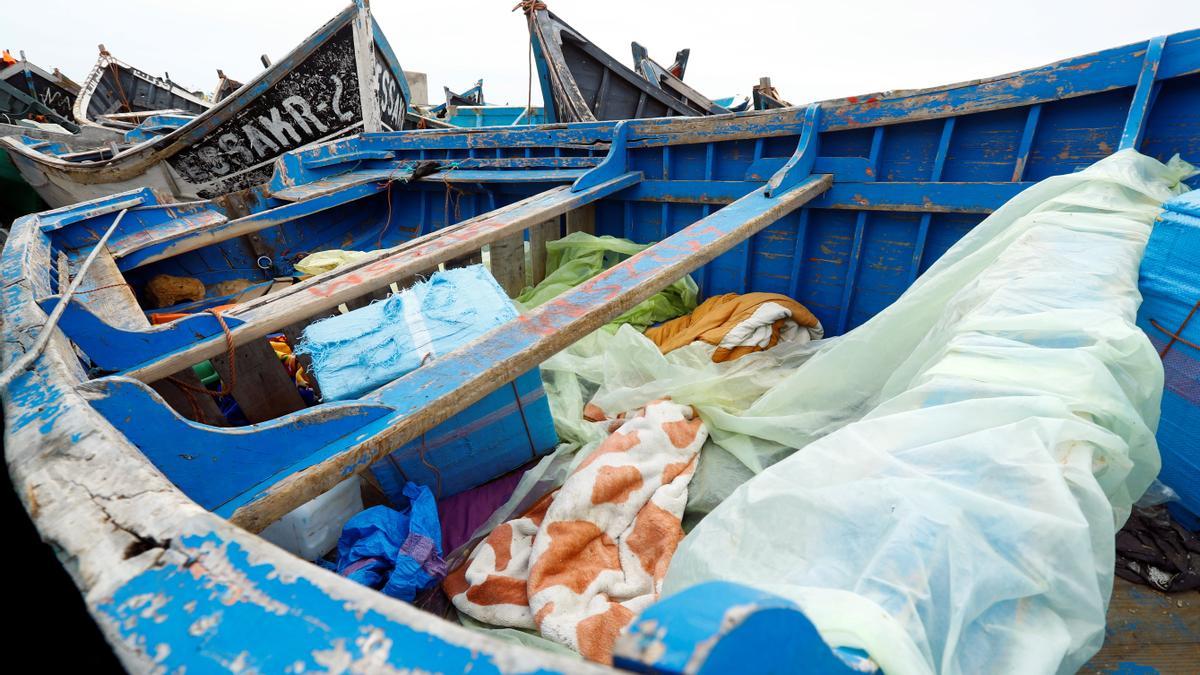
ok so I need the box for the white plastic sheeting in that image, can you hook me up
[662,150,1196,674]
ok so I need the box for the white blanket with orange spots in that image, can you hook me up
[444,400,707,663]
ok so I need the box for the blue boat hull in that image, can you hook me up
[2,24,1199,674]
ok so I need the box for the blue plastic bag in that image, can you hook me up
[331,482,446,601]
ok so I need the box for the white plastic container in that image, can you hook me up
[260,476,362,560]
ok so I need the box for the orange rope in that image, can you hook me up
[107,60,134,114]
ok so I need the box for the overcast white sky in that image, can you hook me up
[4,0,1199,107]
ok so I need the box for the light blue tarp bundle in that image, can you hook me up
[298,265,518,401]
[1135,187,1200,523]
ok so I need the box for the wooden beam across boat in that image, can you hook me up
[105,172,642,381]
[224,173,833,531]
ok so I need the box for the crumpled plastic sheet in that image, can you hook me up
[294,249,373,276]
[663,150,1197,675]
[328,482,445,602]
[456,151,1195,669]
[517,232,699,331]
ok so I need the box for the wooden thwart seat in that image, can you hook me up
[219,174,833,531]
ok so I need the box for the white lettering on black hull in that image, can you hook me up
[167,25,366,199]
[374,48,407,131]
[4,73,76,119]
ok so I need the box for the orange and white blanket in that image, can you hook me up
[444,400,707,663]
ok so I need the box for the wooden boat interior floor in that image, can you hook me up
[1085,578,1200,674]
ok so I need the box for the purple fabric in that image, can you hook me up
[438,468,525,553]
[401,532,448,578]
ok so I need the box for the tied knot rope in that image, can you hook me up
[511,0,546,14]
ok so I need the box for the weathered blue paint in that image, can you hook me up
[571,120,629,192]
[33,298,247,372]
[98,533,566,674]
[123,114,196,144]
[84,377,393,510]
[1121,36,1168,150]
[442,105,549,127]
[764,104,820,197]
[614,582,874,674]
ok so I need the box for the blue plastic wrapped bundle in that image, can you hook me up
[298,265,519,401]
[330,482,445,601]
[1136,187,1200,524]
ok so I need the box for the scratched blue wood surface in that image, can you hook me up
[614,581,874,674]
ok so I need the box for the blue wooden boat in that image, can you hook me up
[422,79,548,127]
[2,24,1199,673]
[0,0,412,208]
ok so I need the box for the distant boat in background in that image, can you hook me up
[523,3,730,122]
[212,69,246,103]
[1,0,413,206]
[0,53,82,131]
[73,45,210,132]
[420,79,546,127]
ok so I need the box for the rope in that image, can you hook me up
[1151,299,1200,357]
[375,161,442,248]
[166,307,238,401]
[74,281,134,295]
[107,60,134,114]
[417,432,444,498]
[442,175,468,228]
[512,1,545,123]
[0,209,130,392]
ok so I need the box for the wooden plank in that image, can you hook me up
[910,118,955,284]
[119,173,642,383]
[489,233,526,297]
[150,368,228,426]
[210,338,307,424]
[76,248,147,331]
[224,174,832,532]
[1085,577,1200,674]
[1011,104,1042,182]
[566,203,595,234]
[528,218,561,284]
[1120,36,1167,151]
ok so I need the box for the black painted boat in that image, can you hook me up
[524,3,727,122]
[631,41,730,115]
[0,54,81,130]
[2,1,413,206]
[73,46,209,131]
